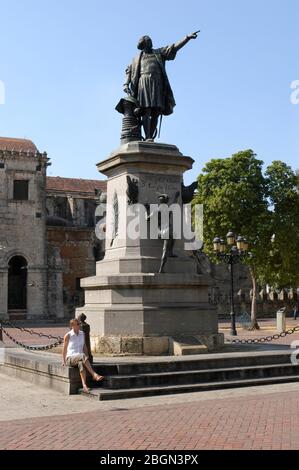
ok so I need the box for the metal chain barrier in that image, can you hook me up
[0,319,63,341]
[227,324,299,344]
[0,320,63,351]
[0,325,63,351]
[1,319,298,349]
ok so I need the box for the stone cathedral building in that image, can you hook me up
[0,136,106,321]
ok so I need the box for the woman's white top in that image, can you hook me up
[66,330,85,358]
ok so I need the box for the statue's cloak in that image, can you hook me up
[126,44,177,116]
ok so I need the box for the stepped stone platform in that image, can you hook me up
[1,346,298,399]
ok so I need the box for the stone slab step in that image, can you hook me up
[93,363,299,389]
[80,375,299,401]
[1,348,295,398]
[92,351,293,376]
[178,345,208,355]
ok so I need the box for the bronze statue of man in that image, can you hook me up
[146,191,180,273]
[124,32,199,141]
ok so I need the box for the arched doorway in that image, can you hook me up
[8,256,27,312]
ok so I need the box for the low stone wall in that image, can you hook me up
[0,349,81,394]
[213,288,298,319]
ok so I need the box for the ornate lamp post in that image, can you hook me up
[213,231,250,336]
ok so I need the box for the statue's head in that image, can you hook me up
[157,194,169,204]
[77,313,86,323]
[137,35,153,51]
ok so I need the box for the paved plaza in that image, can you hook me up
[1,373,299,450]
[1,319,299,450]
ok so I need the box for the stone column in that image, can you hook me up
[26,267,48,319]
[47,246,64,319]
[0,268,8,319]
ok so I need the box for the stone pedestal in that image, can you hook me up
[77,142,223,355]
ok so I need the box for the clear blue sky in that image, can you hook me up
[0,0,298,183]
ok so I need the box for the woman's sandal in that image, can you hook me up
[82,385,91,392]
[93,373,104,382]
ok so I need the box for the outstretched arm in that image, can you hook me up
[173,31,199,53]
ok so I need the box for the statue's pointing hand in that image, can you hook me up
[188,31,200,39]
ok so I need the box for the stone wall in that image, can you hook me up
[46,195,97,227]
[47,245,64,319]
[209,274,298,320]
[196,253,298,319]
[46,227,104,318]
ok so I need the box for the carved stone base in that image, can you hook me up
[89,333,224,356]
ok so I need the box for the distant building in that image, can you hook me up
[46,176,106,318]
[0,137,106,320]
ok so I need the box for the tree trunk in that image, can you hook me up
[249,267,260,330]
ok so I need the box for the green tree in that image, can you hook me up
[262,161,299,288]
[193,150,277,330]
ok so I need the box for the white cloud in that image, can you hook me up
[290,80,299,105]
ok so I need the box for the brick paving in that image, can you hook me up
[222,318,299,346]
[1,387,299,450]
[0,323,67,348]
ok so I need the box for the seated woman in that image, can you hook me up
[62,318,103,392]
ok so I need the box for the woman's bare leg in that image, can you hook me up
[83,359,104,381]
[79,369,88,389]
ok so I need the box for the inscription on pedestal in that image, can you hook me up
[139,174,179,193]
